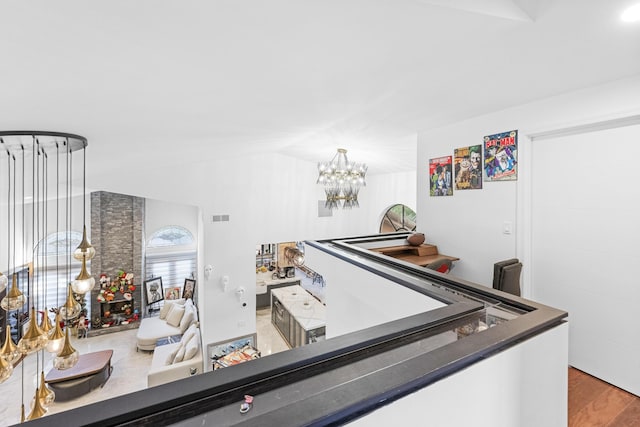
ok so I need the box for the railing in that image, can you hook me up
[23,233,567,427]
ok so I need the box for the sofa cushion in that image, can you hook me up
[166,304,185,327]
[165,346,180,365]
[136,317,183,351]
[184,330,200,361]
[173,345,186,364]
[181,323,198,345]
[179,304,196,333]
[159,298,185,319]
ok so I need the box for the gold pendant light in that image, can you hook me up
[59,283,81,320]
[53,327,79,370]
[71,255,95,295]
[39,307,54,337]
[0,327,23,365]
[73,225,95,261]
[0,273,26,311]
[46,312,65,354]
[17,307,48,354]
[35,371,55,408]
[0,350,13,383]
[26,387,47,420]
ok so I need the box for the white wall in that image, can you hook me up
[417,74,640,393]
[417,74,640,289]
[88,151,416,350]
[305,244,444,338]
[351,322,568,427]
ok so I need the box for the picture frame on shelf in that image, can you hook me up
[165,287,181,300]
[183,278,196,301]
[144,277,164,306]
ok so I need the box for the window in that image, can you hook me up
[145,226,196,297]
[379,204,417,233]
[148,226,194,248]
[9,232,85,339]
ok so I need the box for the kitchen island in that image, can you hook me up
[271,285,326,348]
[255,271,300,309]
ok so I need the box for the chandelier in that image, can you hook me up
[317,148,367,210]
[0,131,93,421]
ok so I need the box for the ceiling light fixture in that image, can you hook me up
[317,148,367,210]
[621,3,640,22]
[0,131,90,419]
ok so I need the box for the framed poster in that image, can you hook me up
[144,277,164,305]
[454,144,483,190]
[429,156,453,196]
[165,287,181,300]
[183,278,196,301]
[484,130,518,181]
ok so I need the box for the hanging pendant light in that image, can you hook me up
[0,327,22,365]
[0,274,26,311]
[59,283,81,320]
[35,371,55,408]
[46,312,65,354]
[53,327,79,370]
[73,146,95,262]
[71,256,95,295]
[17,307,48,354]
[26,387,47,420]
[0,350,13,383]
[73,225,95,261]
[39,307,54,337]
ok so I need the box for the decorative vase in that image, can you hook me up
[407,233,425,246]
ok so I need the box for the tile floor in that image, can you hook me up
[0,307,289,426]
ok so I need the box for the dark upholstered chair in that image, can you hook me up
[493,259,522,296]
[492,258,519,290]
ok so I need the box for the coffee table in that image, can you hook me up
[45,350,113,401]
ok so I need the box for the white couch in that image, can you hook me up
[136,298,198,351]
[147,323,203,387]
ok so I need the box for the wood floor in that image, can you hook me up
[569,367,640,426]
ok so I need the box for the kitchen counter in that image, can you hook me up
[271,285,326,332]
[255,271,299,295]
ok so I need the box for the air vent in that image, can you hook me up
[212,214,230,222]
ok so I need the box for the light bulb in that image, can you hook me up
[59,284,81,320]
[73,225,95,261]
[53,328,79,370]
[0,356,13,384]
[1,274,26,311]
[17,308,48,354]
[71,256,95,295]
[0,329,23,365]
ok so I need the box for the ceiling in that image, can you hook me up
[2,0,639,178]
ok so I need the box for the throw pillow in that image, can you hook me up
[179,306,195,333]
[166,304,185,327]
[165,346,179,365]
[159,298,186,319]
[181,323,197,345]
[173,345,186,364]
[184,331,200,361]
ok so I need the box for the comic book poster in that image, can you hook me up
[429,156,453,196]
[454,145,482,190]
[484,130,518,181]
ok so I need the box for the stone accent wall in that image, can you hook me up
[89,191,145,336]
